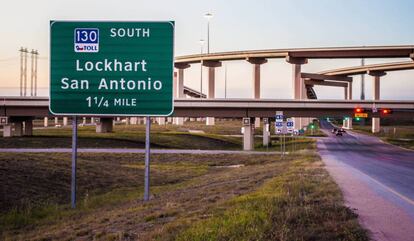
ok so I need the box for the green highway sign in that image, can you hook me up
[50,21,174,116]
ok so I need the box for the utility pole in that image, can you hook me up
[224,64,227,98]
[30,49,35,96]
[19,47,24,96]
[34,50,39,96]
[199,39,205,98]
[23,48,28,96]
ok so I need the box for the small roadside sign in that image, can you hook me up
[286,118,294,133]
[275,111,284,134]
[355,113,368,118]
[0,117,8,125]
[275,111,283,122]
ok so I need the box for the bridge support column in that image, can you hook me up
[44,117,48,127]
[202,61,222,126]
[63,117,68,126]
[286,56,308,130]
[262,120,270,147]
[206,67,216,126]
[24,120,33,136]
[129,117,137,125]
[247,57,268,128]
[96,118,113,133]
[174,63,190,126]
[14,121,23,137]
[369,71,386,133]
[3,125,12,137]
[243,118,254,151]
[343,82,353,129]
[157,117,166,125]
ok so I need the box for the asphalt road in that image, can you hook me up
[318,120,414,241]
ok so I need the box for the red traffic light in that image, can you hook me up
[381,109,392,115]
[354,107,364,113]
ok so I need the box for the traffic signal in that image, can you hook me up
[354,107,364,113]
[380,109,393,115]
[355,117,361,121]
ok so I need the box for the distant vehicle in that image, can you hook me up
[336,131,343,136]
[332,128,337,134]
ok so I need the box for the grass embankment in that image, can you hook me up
[352,125,414,150]
[0,150,368,240]
[0,120,316,152]
[0,124,242,150]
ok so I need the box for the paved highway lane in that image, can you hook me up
[318,120,414,241]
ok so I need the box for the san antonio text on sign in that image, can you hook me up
[60,58,163,91]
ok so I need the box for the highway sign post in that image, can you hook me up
[50,21,174,207]
[275,111,286,157]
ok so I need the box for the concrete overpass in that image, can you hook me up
[2,45,414,150]
[2,97,413,118]
[174,45,414,129]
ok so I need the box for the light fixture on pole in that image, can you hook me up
[199,39,205,99]
[204,13,213,54]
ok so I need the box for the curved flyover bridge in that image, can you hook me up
[174,45,414,129]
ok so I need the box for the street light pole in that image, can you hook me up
[199,39,205,99]
[224,64,227,98]
[204,13,213,54]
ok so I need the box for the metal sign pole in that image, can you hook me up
[144,116,151,201]
[280,134,283,157]
[71,115,78,208]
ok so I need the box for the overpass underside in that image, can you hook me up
[1,98,413,119]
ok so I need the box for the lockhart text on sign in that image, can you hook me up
[60,58,162,92]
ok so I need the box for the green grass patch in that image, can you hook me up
[168,156,368,241]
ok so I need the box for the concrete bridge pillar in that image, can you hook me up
[174,63,190,126]
[262,118,270,147]
[3,124,12,137]
[44,117,48,127]
[157,117,166,125]
[63,117,68,126]
[24,120,33,136]
[242,118,255,151]
[286,56,308,130]
[96,118,113,133]
[14,121,23,137]
[247,57,267,128]
[343,82,353,129]
[369,71,386,133]
[202,60,222,126]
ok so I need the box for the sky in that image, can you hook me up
[1,0,413,100]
